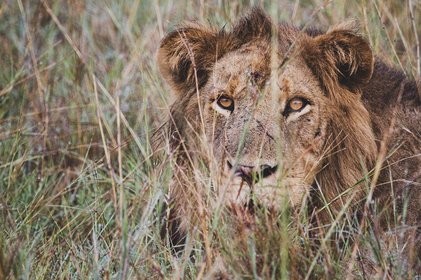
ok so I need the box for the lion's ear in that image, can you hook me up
[302,25,374,93]
[158,8,273,97]
[157,25,221,96]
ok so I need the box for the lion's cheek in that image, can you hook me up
[281,179,311,207]
[202,115,230,162]
[252,183,309,210]
[281,146,319,205]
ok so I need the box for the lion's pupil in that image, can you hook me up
[219,97,233,109]
[290,98,303,111]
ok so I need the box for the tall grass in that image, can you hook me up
[0,0,419,279]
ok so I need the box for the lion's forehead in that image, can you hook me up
[210,48,269,87]
[208,50,323,104]
[277,59,324,102]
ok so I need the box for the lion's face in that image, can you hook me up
[158,9,375,212]
[199,45,329,208]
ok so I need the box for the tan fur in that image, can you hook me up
[157,8,421,270]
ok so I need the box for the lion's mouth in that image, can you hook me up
[229,197,257,215]
[236,198,277,216]
[244,199,256,214]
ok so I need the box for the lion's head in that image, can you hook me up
[158,9,377,224]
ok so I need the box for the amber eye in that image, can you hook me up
[283,97,309,117]
[217,95,234,112]
[288,97,306,111]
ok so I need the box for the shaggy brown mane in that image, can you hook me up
[300,28,377,215]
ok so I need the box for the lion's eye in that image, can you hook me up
[217,95,234,112]
[283,97,310,118]
[287,97,308,112]
[289,98,304,111]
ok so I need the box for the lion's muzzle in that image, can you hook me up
[227,160,278,185]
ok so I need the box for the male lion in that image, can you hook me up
[157,8,420,274]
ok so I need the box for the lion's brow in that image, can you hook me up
[234,85,248,96]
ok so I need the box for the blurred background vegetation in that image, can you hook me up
[0,0,419,278]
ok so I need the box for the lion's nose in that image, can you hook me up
[227,161,278,184]
[259,164,278,178]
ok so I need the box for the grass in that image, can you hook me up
[0,0,419,279]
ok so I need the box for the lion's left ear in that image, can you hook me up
[302,25,374,94]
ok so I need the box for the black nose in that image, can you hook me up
[259,164,278,178]
[227,161,278,184]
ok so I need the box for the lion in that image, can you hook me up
[157,8,421,275]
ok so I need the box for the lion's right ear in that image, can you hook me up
[157,25,221,96]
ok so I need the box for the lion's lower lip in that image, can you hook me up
[244,199,255,213]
